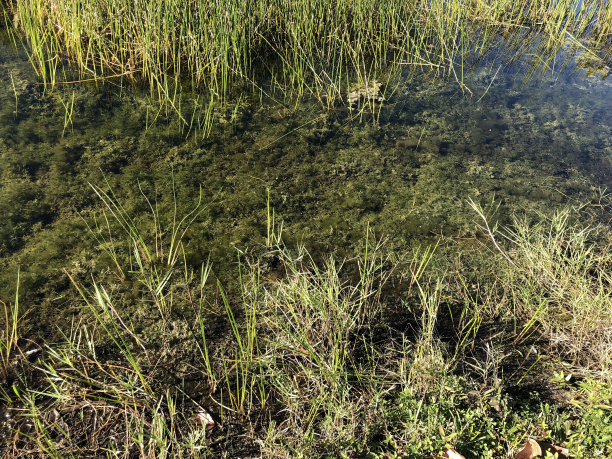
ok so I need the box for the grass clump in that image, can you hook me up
[1,187,612,457]
[505,209,612,377]
[472,198,612,383]
[0,270,23,383]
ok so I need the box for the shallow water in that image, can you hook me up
[0,32,610,326]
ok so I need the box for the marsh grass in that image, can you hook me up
[85,177,209,323]
[4,0,611,132]
[0,270,22,382]
[470,196,612,382]
[506,210,612,379]
[2,186,612,456]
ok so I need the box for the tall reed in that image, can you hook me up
[5,0,610,124]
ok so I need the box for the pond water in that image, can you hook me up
[0,31,610,328]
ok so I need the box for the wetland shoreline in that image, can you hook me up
[0,1,611,456]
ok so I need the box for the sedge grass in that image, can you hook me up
[471,198,612,382]
[85,175,209,322]
[4,0,611,132]
[3,185,612,456]
[0,269,20,382]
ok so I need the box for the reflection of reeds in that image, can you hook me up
[5,0,610,118]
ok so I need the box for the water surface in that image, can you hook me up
[0,33,610,330]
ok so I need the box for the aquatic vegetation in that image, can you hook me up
[1,196,612,456]
[0,270,21,382]
[3,0,611,126]
[0,1,610,455]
